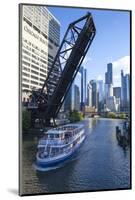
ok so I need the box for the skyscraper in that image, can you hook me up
[87,82,92,107]
[113,87,121,99]
[121,70,130,112]
[98,80,104,102]
[64,83,80,112]
[97,80,104,111]
[113,87,121,112]
[84,68,87,104]
[90,80,98,110]
[80,66,87,110]
[106,96,117,112]
[64,83,73,112]
[105,63,113,84]
[105,63,113,100]
[74,85,80,111]
[21,6,60,102]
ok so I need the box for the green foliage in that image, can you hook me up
[22,109,31,131]
[119,113,126,119]
[69,110,83,122]
[107,112,116,119]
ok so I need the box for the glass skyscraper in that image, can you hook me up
[64,83,80,112]
[105,63,113,84]
[87,82,92,107]
[80,66,87,110]
[121,70,130,112]
[105,63,113,100]
[97,80,104,111]
[113,87,121,99]
[90,80,98,110]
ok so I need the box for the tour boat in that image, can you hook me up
[35,124,85,170]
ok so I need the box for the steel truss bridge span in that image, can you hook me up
[28,12,96,126]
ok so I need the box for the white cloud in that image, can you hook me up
[97,74,103,80]
[113,56,130,73]
[112,56,130,87]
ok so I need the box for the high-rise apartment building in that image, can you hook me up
[21,5,60,102]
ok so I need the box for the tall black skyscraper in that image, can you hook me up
[90,80,98,110]
[74,85,80,111]
[105,63,113,100]
[105,63,113,84]
[84,68,87,103]
[80,66,87,110]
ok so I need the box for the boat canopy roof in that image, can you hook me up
[46,124,84,135]
[47,129,66,135]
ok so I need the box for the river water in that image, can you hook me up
[21,118,131,195]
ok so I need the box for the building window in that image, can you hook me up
[23,17,32,27]
[33,25,40,33]
[40,73,46,78]
[23,66,30,72]
[32,59,39,65]
[31,64,39,70]
[22,60,30,66]
[40,78,44,82]
[22,72,30,77]
[31,70,39,75]
[40,68,46,73]
[31,75,38,80]
[23,78,29,83]
[22,55,30,61]
[41,32,47,39]
[40,58,47,65]
[22,84,29,88]
[22,49,31,56]
[31,80,38,85]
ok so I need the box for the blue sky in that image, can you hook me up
[48,6,130,87]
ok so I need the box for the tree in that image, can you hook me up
[69,110,83,122]
[107,112,116,119]
[119,113,126,119]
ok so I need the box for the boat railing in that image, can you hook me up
[39,139,65,146]
[38,128,83,147]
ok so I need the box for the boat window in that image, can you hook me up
[48,134,54,139]
[65,133,70,138]
[55,134,59,138]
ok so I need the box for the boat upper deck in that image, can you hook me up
[38,124,84,147]
[46,124,84,135]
